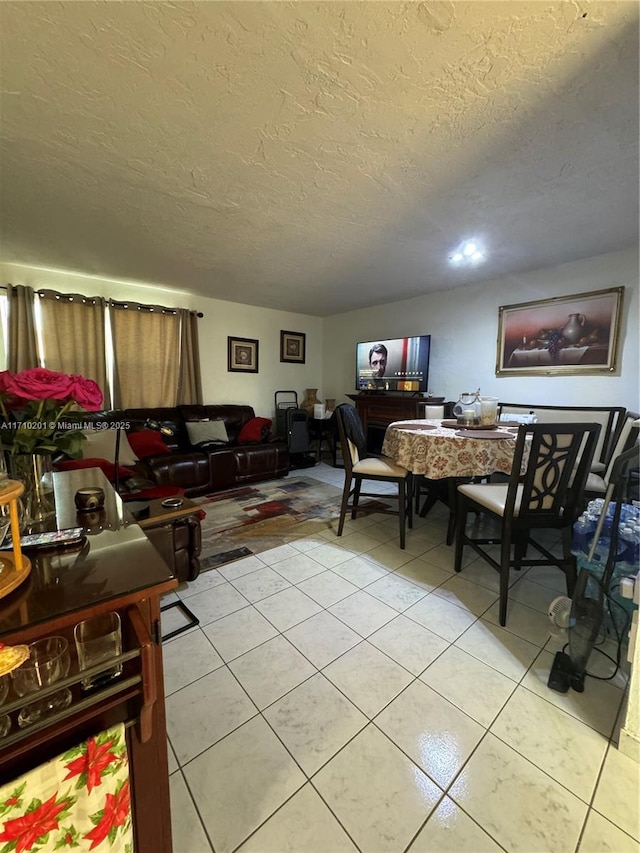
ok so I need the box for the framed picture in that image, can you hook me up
[228,336,259,373]
[280,330,306,364]
[496,286,624,376]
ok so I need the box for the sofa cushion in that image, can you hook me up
[186,419,229,445]
[56,457,136,482]
[237,417,272,444]
[82,428,138,466]
[128,429,170,458]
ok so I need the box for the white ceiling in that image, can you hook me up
[1,2,638,316]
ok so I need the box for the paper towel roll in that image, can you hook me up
[314,403,326,419]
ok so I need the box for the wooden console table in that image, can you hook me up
[0,470,177,851]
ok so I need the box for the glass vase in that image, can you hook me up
[9,454,56,530]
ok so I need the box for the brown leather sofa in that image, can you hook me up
[122,404,290,496]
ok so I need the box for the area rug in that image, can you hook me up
[195,476,390,570]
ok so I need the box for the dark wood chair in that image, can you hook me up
[497,403,625,470]
[335,404,413,549]
[454,422,601,626]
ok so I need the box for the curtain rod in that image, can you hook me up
[0,284,204,317]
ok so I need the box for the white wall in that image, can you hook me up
[323,248,640,411]
[0,263,323,420]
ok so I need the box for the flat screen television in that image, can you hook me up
[356,334,431,392]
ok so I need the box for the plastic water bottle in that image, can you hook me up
[572,514,595,557]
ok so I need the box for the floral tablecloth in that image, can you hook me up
[0,723,133,852]
[382,419,525,479]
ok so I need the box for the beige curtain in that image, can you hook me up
[7,284,38,372]
[177,309,203,405]
[38,291,110,408]
[111,303,180,409]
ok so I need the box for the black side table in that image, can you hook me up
[308,415,338,466]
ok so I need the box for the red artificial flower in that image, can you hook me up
[0,792,71,853]
[69,375,103,411]
[64,735,119,793]
[5,368,75,402]
[0,371,12,394]
[84,781,130,850]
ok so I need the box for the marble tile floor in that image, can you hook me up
[162,464,638,853]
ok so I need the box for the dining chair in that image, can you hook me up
[334,404,413,549]
[585,411,639,498]
[454,422,601,626]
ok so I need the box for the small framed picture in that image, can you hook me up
[228,336,259,373]
[280,330,306,364]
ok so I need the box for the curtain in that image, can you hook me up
[6,284,38,372]
[38,290,111,408]
[111,303,180,409]
[177,309,203,405]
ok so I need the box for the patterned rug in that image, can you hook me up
[195,476,388,570]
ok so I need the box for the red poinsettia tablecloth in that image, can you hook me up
[0,723,133,852]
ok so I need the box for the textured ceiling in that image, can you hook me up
[0,1,638,316]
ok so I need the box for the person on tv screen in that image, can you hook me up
[369,343,388,378]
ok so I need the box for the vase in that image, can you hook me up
[325,399,336,414]
[9,454,56,530]
[561,313,586,344]
[301,388,320,417]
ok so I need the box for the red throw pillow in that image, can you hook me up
[127,429,170,459]
[55,457,136,483]
[237,416,272,444]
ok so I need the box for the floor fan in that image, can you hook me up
[547,569,604,693]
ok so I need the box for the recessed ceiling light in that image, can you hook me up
[449,239,486,266]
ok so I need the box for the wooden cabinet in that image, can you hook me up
[0,471,177,851]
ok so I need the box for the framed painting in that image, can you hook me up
[496,286,624,376]
[280,330,306,364]
[228,336,259,373]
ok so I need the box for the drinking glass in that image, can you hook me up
[0,504,11,548]
[480,397,499,426]
[74,611,123,690]
[0,675,10,738]
[0,454,8,490]
[11,636,72,728]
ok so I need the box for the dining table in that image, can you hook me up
[381,418,527,543]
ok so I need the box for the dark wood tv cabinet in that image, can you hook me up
[346,394,442,453]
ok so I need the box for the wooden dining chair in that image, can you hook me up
[584,411,639,499]
[454,422,601,626]
[334,404,413,549]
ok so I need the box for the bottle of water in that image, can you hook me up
[572,514,595,557]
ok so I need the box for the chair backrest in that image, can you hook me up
[335,404,367,477]
[504,422,601,525]
[604,412,640,483]
[497,403,625,466]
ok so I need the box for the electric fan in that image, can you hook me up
[547,569,604,693]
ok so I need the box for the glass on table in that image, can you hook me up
[0,674,10,737]
[74,611,123,691]
[11,636,72,728]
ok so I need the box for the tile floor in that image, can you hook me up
[161,463,638,853]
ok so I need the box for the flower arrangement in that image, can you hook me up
[0,368,103,459]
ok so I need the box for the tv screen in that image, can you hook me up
[356,335,431,392]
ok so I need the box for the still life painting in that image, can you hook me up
[496,287,624,376]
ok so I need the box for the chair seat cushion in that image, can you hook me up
[585,471,606,494]
[458,482,523,516]
[353,456,409,478]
